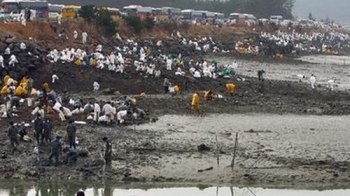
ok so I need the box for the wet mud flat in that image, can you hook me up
[133,114,350,186]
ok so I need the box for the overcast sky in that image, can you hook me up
[293,0,350,24]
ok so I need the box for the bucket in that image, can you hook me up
[6,101,11,110]
[27,98,33,107]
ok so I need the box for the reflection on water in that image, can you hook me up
[0,181,350,196]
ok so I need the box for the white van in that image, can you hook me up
[270,15,283,25]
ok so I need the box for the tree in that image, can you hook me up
[80,5,118,37]
[324,16,331,24]
[124,16,142,33]
[308,12,315,21]
[79,5,96,23]
[95,7,118,36]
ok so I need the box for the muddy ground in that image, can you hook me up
[1,22,350,187]
[0,55,350,188]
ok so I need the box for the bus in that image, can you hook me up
[48,3,63,21]
[181,9,207,23]
[153,7,182,21]
[229,13,245,25]
[0,0,48,20]
[122,5,141,17]
[61,5,80,19]
[136,6,153,20]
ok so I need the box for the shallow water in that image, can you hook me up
[1,183,350,196]
[215,55,350,91]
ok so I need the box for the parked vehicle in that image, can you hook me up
[61,5,80,19]
[228,13,245,25]
[181,9,207,23]
[243,13,256,26]
[270,15,283,25]
[136,6,154,20]
[0,0,49,20]
[122,5,141,17]
[48,3,63,21]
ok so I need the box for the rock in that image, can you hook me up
[1,153,7,159]
[26,170,38,177]
[78,149,89,157]
[5,37,15,44]
[102,88,115,95]
[122,176,146,182]
[197,144,211,152]
[90,159,104,166]
[113,91,121,96]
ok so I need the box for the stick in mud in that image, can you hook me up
[216,135,219,166]
[230,132,238,171]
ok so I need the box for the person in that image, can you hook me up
[25,7,31,21]
[204,90,214,101]
[73,30,78,39]
[257,69,265,81]
[66,120,77,149]
[8,121,18,154]
[169,85,180,95]
[225,83,236,96]
[57,12,62,25]
[310,74,316,89]
[0,55,3,68]
[63,147,78,165]
[52,74,59,84]
[191,91,200,113]
[49,136,62,166]
[43,118,53,144]
[102,137,112,166]
[34,113,44,144]
[297,74,305,82]
[328,79,335,91]
[18,122,30,142]
[59,106,72,121]
[93,81,100,91]
[82,32,88,44]
[93,102,101,123]
[163,77,170,93]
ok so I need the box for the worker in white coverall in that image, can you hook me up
[327,79,335,91]
[82,32,88,44]
[310,74,316,89]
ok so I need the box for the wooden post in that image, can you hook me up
[230,132,238,170]
[216,135,220,166]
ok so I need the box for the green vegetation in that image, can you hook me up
[124,16,155,34]
[79,5,118,36]
[124,16,143,33]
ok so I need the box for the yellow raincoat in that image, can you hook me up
[1,85,8,96]
[14,85,27,97]
[3,75,10,85]
[173,85,180,93]
[226,83,236,94]
[43,82,50,92]
[191,92,200,111]
[204,91,213,101]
